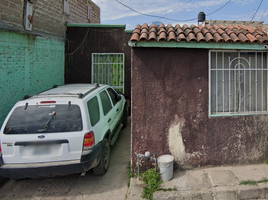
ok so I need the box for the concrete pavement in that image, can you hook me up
[127,164,268,200]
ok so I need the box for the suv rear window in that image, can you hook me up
[4,105,82,134]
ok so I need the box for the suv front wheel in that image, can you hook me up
[93,138,110,175]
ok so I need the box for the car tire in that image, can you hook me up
[122,105,128,129]
[93,138,110,175]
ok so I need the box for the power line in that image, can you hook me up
[207,0,231,16]
[115,0,232,23]
[250,0,263,22]
[163,0,193,17]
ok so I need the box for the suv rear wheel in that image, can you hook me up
[93,138,110,175]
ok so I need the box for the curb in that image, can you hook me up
[153,184,268,200]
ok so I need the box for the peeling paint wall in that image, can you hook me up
[131,47,268,171]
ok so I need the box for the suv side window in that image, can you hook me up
[107,88,119,106]
[87,96,100,127]
[100,90,112,116]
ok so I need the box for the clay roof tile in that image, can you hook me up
[158,27,166,35]
[214,33,224,43]
[176,28,184,35]
[157,31,167,41]
[149,27,157,34]
[158,23,165,29]
[167,26,175,34]
[196,32,205,42]
[246,25,255,33]
[185,28,193,36]
[167,31,176,41]
[148,31,157,41]
[201,27,209,35]
[246,33,257,43]
[229,33,240,43]
[186,32,196,42]
[140,32,148,41]
[133,28,141,34]
[238,33,249,43]
[174,24,181,30]
[221,33,232,42]
[177,33,186,42]
[225,28,233,36]
[166,24,172,29]
[141,23,149,30]
[190,24,196,29]
[217,28,225,35]
[212,24,220,30]
[226,24,234,30]
[134,24,141,29]
[182,24,189,31]
[219,24,226,30]
[255,35,267,43]
[234,25,241,30]
[130,32,140,42]
[205,33,214,42]
[141,28,148,34]
[209,28,217,35]
[150,24,157,29]
[198,24,204,30]
[205,24,213,30]
[129,23,268,44]
[193,27,201,34]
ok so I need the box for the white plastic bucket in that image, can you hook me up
[157,155,174,182]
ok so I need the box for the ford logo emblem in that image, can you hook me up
[38,135,45,139]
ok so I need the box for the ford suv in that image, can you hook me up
[0,84,127,179]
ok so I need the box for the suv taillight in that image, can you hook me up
[0,141,2,156]
[83,132,95,150]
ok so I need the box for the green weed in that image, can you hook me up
[240,178,268,186]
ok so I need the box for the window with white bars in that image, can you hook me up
[209,51,268,116]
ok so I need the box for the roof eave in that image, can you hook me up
[67,23,126,28]
[128,41,268,50]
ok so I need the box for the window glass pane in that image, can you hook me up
[100,90,112,115]
[87,96,100,127]
[107,88,119,105]
[4,105,82,134]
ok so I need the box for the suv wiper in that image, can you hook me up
[38,111,56,132]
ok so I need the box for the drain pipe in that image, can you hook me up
[137,151,157,180]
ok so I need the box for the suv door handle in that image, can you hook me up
[116,108,119,112]
[108,118,111,123]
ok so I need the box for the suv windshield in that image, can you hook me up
[4,104,82,134]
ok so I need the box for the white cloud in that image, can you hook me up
[94,0,232,21]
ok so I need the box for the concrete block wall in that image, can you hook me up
[0,0,65,37]
[68,0,100,24]
[0,30,64,126]
[0,0,100,37]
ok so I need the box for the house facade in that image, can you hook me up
[0,0,100,126]
[129,23,268,170]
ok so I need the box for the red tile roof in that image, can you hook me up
[130,23,268,44]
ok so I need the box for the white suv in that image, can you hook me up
[0,84,127,179]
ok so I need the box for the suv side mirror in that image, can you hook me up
[117,95,122,101]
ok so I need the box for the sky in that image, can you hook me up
[93,0,268,29]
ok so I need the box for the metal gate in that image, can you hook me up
[92,53,124,93]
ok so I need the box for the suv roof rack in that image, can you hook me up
[78,83,99,99]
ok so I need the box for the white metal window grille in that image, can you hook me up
[92,53,124,93]
[209,51,268,116]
